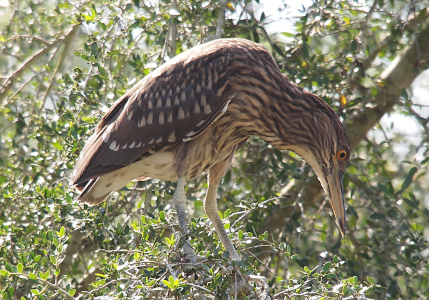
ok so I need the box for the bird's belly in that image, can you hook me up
[129,151,178,181]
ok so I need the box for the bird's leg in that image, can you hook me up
[207,158,272,298]
[173,177,197,263]
[205,159,240,261]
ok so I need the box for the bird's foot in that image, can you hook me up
[181,239,198,263]
[223,266,271,300]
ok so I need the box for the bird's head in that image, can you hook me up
[285,109,351,236]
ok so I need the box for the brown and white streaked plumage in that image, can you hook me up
[71,38,351,261]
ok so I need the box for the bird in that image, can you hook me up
[70,38,351,262]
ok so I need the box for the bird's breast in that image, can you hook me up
[128,117,248,182]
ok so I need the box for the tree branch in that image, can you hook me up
[0,25,79,104]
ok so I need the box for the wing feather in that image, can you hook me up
[71,39,240,187]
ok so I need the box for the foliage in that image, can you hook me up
[1,0,428,299]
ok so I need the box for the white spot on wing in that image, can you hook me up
[167,111,173,123]
[156,137,162,143]
[109,140,119,151]
[148,100,153,109]
[168,131,176,142]
[204,104,211,114]
[122,144,127,149]
[220,100,231,114]
[127,110,134,121]
[159,111,165,125]
[138,115,146,127]
[147,112,153,125]
[156,98,162,108]
[194,101,201,114]
[148,139,154,144]
[178,107,185,120]
[174,96,180,106]
[210,100,231,123]
[129,141,136,148]
[166,97,172,107]
[183,131,198,142]
[180,90,186,102]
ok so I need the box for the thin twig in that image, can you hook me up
[0,25,80,104]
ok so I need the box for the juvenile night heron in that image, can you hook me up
[71,38,351,262]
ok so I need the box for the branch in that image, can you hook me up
[0,25,80,104]
[349,18,429,149]
[7,273,75,300]
[203,0,227,42]
[41,26,78,111]
[169,0,178,58]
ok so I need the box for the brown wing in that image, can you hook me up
[70,39,242,188]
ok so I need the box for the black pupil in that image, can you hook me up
[339,152,345,158]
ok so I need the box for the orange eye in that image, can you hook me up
[336,149,348,160]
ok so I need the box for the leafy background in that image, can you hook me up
[0,0,428,299]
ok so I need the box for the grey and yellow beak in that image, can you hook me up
[326,164,346,236]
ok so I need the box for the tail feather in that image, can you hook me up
[74,167,142,206]
[77,177,112,206]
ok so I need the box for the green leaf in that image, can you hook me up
[367,276,374,284]
[162,279,172,290]
[369,213,385,220]
[53,140,63,150]
[399,167,418,193]
[403,198,419,209]
[159,211,165,222]
[29,273,37,279]
[69,289,76,296]
[351,39,358,51]
[31,289,40,295]
[58,226,65,238]
[322,262,331,273]
[377,183,393,196]
[98,65,108,78]
[0,270,9,276]
[17,263,23,273]
[281,32,294,38]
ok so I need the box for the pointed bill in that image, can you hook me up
[326,159,346,236]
